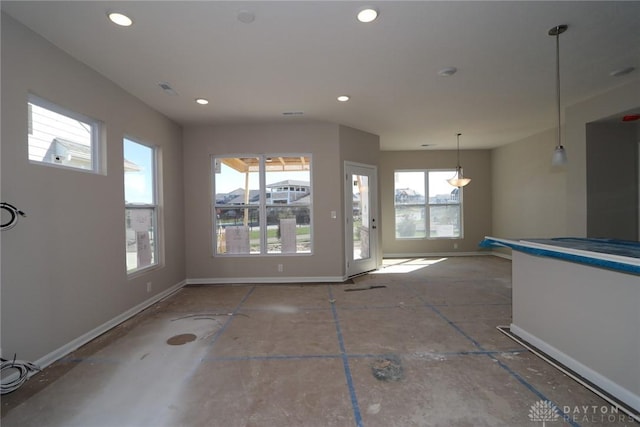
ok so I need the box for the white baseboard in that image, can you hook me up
[186,276,348,285]
[511,324,640,417]
[491,250,512,260]
[383,250,492,258]
[32,280,186,371]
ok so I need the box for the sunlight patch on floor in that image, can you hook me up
[373,258,447,274]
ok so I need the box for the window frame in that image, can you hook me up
[394,169,463,240]
[124,137,161,276]
[212,153,313,257]
[27,93,103,174]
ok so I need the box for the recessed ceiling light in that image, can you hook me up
[337,95,350,102]
[357,8,378,23]
[195,98,209,105]
[108,12,133,27]
[437,67,458,77]
[609,66,635,77]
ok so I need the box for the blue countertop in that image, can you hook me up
[480,237,640,275]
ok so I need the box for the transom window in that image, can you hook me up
[394,170,462,239]
[27,94,102,173]
[213,155,312,255]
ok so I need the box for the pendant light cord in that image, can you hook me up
[555,28,562,149]
[456,133,462,169]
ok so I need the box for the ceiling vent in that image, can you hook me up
[158,82,178,96]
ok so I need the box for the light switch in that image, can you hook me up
[331,211,337,219]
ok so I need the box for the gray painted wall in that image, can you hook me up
[586,122,639,239]
[380,149,492,255]
[492,79,640,242]
[1,14,185,362]
[492,128,567,239]
[566,79,640,237]
[339,125,383,266]
[182,122,379,281]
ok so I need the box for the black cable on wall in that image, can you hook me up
[1,202,26,231]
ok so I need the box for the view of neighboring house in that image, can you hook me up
[216,188,262,205]
[395,187,459,205]
[395,188,423,204]
[267,180,310,204]
[216,180,311,206]
[431,188,459,203]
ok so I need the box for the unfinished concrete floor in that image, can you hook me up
[2,257,635,426]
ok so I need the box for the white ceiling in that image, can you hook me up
[2,1,639,150]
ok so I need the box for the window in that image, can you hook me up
[213,155,312,255]
[27,94,102,173]
[124,138,159,273]
[394,170,462,239]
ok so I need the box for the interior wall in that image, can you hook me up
[379,149,492,255]
[182,122,347,281]
[586,122,639,240]
[0,14,185,362]
[491,128,567,239]
[566,79,640,236]
[338,125,382,266]
[491,79,640,243]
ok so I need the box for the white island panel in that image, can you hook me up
[512,251,640,412]
[480,236,640,415]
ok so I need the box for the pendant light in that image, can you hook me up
[550,24,568,166]
[447,133,471,187]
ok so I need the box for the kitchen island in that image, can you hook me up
[480,237,640,417]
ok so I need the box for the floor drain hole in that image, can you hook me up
[371,355,403,381]
[166,333,197,345]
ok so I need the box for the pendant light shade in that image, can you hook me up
[550,24,568,166]
[552,145,568,166]
[447,171,471,188]
[447,133,471,187]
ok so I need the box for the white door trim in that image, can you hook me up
[344,161,379,277]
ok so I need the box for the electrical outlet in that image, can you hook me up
[453,243,458,249]
[278,264,283,272]
[146,282,152,293]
